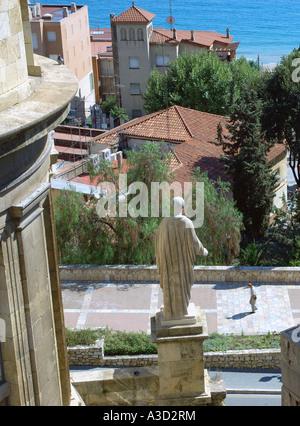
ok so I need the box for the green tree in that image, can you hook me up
[53,189,114,264]
[89,141,174,264]
[265,193,300,265]
[217,85,278,241]
[260,48,300,188]
[54,142,243,266]
[101,96,130,122]
[143,51,260,115]
[191,168,243,265]
[101,96,117,115]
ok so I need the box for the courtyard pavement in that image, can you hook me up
[61,280,300,335]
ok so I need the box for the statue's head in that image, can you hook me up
[172,196,185,216]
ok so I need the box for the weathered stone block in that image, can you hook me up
[281,325,300,406]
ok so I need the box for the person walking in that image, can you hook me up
[248,283,258,313]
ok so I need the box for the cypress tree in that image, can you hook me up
[217,86,278,241]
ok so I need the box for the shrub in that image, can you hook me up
[65,328,104,347]
[103,329,157,356]
[65,328,280,354]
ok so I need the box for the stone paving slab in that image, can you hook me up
[61,281,300,335]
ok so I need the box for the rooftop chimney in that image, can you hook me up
[71,2,77,13]
[63,7,69,18]
[173,28,177,40]
[36,3,41,16]
[226,27,230,38]
[191,29,194,41]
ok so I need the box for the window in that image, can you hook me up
[156,55,170,67]
[89,73,94,91]
[132,109,142,118]
[129,28,135,41]
[137,28,144,41]
[121,28,127,40]
[31,33,38,50]
[129,56,139,69]
[47,31,56,42]
[130,83,141,95]
[0,344,4,385]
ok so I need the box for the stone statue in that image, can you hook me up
[155,197,208,321]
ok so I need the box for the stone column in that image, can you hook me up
[9,183,63,406]
[151,304,211,406]
[42,193,71,406]
[0,220,35,406]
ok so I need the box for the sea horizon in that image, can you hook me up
[37,0,300,65]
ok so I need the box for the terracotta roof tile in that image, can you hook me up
[92,105,286,185]
[150,29,235,48]
[122,106,194,141]
[91,40,113,56]
[112,4,155,23]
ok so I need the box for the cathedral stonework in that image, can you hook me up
[0,0,77,406]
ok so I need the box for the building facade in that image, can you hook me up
[29,2,95,120]
[0,0,77,406]
[110,3,239,118]
[90,28,115,105]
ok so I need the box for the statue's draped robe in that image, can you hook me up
[155,215,207,320]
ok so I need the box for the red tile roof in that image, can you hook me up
[112,3,156,23]
[92,105,286,184]
[93,106,228,146]
[90,28,113,56]
[91,40,113,56]
[70,160,130,187]
[150,29,236,49]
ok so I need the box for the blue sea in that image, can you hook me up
[40,0,300,65]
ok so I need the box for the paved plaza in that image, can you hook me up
[61,280,300,335]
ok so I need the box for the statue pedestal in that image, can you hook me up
[151,305,211,406]
[158,302,198,327]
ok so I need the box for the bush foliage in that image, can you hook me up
[65,328,280,354]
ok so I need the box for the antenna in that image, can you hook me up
[166,0,175,29]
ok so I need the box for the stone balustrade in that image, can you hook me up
[60,264,300,284]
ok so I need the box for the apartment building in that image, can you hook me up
[29,2,95,119]
[90,28,115,105]
[110,2,239,118]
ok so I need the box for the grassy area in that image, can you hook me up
[65,328,280,355]
[203,332,280,352]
